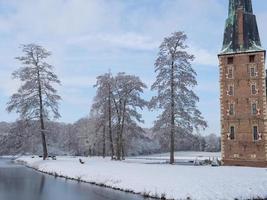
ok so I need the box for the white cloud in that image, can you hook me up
[60,87,92,107]
[190,46,218,67]
[67,33,159,51]
[4,0,120,36]
[0,0,232,133]
[61,75,96,88]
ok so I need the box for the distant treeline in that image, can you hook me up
[0,120,220,156]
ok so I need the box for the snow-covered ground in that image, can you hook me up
[16,153,267,200]
[127,151,221,164]
[0,155,16,159]
[146,151,221,158]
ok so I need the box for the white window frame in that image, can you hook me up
[251,101,258,115]
[250,66,258,77]
[227,66,234,79]
[227,84,234,96]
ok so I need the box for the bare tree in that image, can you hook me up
[6,44,61,160]
[150,32,207,164]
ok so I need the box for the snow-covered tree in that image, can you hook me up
[91,72,115,159]
[112,73,147,160]
[91,72,147,160]
[151,32,207,164]
[6,44,61,159]
[204,133,221,152]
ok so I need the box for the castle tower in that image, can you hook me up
[218,0,267,167]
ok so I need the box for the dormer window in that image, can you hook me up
[249,55,255,63]
[227,57,234,65]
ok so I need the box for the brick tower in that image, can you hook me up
[218,0,267,167]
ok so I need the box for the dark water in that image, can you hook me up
[0,159,147,200]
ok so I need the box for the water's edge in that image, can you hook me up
[15,159,164,200]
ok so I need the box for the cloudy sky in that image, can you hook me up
[0,0,267,135]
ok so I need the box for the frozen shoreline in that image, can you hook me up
[15,155,267,200]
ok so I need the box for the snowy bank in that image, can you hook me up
[16,156,267,200]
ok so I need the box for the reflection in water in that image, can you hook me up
[0,159,148,200]
[38,175,45,195]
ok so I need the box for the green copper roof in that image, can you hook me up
[220,0,263,54]
[229,0,252,16]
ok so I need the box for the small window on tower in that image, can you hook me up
[228,85,234,96]
[229,126,235,140]
[227,57,234,64]
[252,103,257,115]
[249,55,255,63]
[229,104,234,115]
[250,67,256,77]
[228,67,233,79]
[253,126,259,141]
[251,84,257,95]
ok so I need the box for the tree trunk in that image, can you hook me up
[121,140,125,160]
[37,65,48,160]
[120,100,127,160]
[40,118,48,160]
[170,62,175,164]
[108,84,114,159]
[113,97,121,160]
[116,122,121,160]
[102,125,106,158]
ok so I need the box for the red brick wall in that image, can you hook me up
[219,51,267,167]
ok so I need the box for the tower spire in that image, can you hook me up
[228,0,253,16]
[221,0,262,54]
[218,1,267,168]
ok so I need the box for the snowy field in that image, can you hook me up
[146,151,221,158]
[127,151,221,164]
[15,152,267,200]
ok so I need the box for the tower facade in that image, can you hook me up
[219,0,267,167]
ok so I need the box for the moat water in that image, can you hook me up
[0,159,149,200]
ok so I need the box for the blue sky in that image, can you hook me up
[0,0,267,135]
